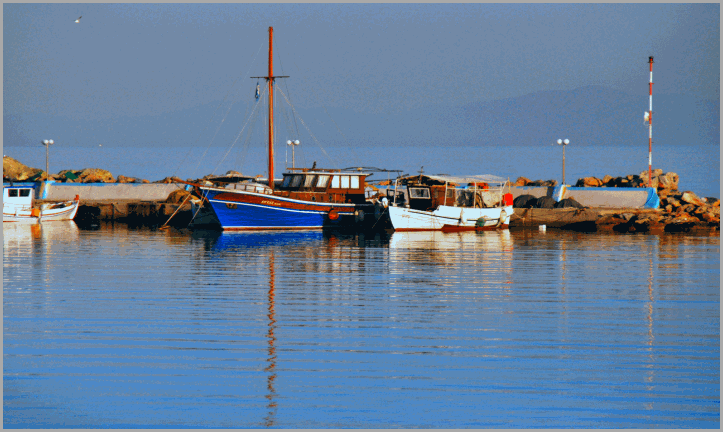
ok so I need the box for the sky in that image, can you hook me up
[2,3,720,154]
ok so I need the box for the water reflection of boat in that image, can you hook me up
[389,229,512,251]
[3,221,80,249]
[209,230,325,250]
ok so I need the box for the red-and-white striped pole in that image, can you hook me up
[647,56,654,188]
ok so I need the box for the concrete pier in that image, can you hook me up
[61,200,194,227]
[509,207,661,230]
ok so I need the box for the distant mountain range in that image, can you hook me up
[323,85,719,148]
[4,86,719,149]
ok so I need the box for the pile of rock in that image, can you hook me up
[597,191,720,233]
[514,177,558,187]
[575,169,679,193]
[3,156,43,181]
[3,156,157,183]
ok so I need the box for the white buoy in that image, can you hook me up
[539,225,546,232]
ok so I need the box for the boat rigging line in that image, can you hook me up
[211,83,268,176]
[172,41,266,180]
[288,60,363,165]
[275,85,338,168]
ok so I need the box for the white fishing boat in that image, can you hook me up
[381,174,514,231]
[3,185,80,223]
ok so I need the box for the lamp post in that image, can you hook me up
[41,139,54,180]
[286,140,300,169]
[556,139,570,185]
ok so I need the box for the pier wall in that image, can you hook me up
[40,181,183,201]
[509,186,659,209]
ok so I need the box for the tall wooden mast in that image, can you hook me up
[252,27,288,191]
[268,27,274,191]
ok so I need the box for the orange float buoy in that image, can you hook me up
[504,193,513,206]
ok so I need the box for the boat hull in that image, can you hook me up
[200,187,371,230]
[3,198,80,223]
[388,205,513,231]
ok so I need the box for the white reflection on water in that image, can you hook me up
[3,224,720,428]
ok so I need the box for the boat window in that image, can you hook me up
[331,176,340,188]
[340,176,350,188]
[290,175,303,188]
[282,175,293,188]
[316,175,330,188]
[20,189,31,197]
[8,189,18,197]
[350,176,360,189]
[409,187,430,199]
[303,175,316,188]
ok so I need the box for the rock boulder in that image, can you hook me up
[166,189,192,204]
[680,191,703,207]
[3,156,43,181]
[78,168,115,183]
[514,176,531,187]
[575,177,603,187]
[657,172,679,191]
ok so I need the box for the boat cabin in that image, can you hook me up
[276,170,369,204]
[4,186,35,209]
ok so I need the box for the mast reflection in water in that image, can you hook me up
[264,250,278,427]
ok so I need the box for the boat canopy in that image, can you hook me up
[398,174,508,186]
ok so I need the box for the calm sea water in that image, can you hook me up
[3,222,719,428]
[4,143,720,198]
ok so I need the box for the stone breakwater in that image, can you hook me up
[512,169,719,232]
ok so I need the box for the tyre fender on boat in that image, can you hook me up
[475,216,487,228]
[355,209,365,223]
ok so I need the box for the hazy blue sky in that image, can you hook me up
[5,3,719,116]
